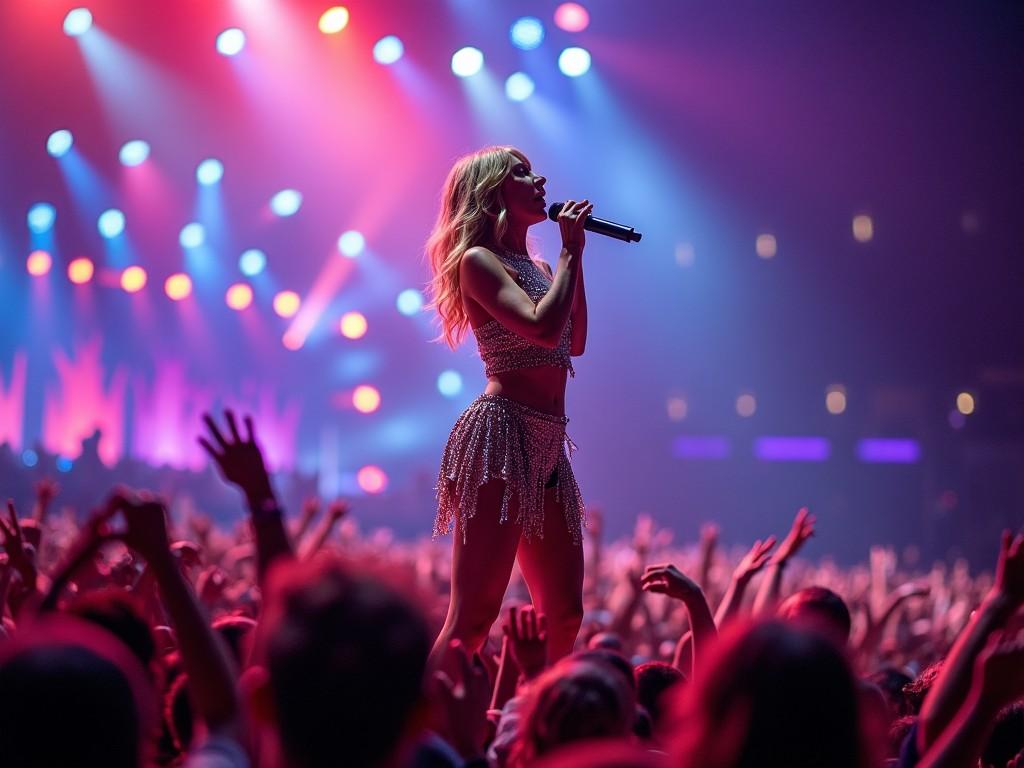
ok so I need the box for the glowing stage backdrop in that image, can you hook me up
[1,0,1022,562]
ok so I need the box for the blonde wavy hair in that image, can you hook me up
[425,145,527,348]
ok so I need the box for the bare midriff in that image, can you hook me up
[483,365,569,417]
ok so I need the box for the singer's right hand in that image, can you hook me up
[558,199,593,258]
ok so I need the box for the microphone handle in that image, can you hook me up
[584,214,643,243]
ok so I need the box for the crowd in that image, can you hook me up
[0,410,1021,767]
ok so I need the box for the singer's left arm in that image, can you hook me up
[570,262,587,356]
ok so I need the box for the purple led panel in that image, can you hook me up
[857,438,921,464]
[754,437,831,462]
[672,436,731,460]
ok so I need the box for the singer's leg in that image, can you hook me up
[430,479,522,669]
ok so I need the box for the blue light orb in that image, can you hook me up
[63,8,93,37]
[451,47,484,77]
[505,72,535,101]
[119,139,150,166]
[558,46,592,77]
[97,209,126,239]
[22,449,39,468]
[56,456,73,473]
[47,129,73,157]
[337,230,365,257]
[196,158,224,185]
[270,189,302,217]
[28,203,57,233]
[510,17,544,50]
[396,288,424,316]
[239,248,267,276]
[179,223,206,249]
[437,370,463,398]
[373,35,404,64]
[216,28,246,56]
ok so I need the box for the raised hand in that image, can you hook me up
[199,410,275,506]
[434,640,491,759]
[977,630,1024,709]
[557,198,593,257]
[734,537,777,583]
[0,500,36,588]
[327,500,351,522]
[993,531,1024,607]
[111,492,174,569]
[641,563,702,601]
[503,605,548,680]
[773,507,816,565]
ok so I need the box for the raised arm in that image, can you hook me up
[569,259,587,356]
[752,508,815,615]
[642,563,718,677]
[715,536,777,626]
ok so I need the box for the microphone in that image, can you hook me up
[547,202,642,243]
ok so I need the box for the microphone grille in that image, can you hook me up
[547,202,564,222]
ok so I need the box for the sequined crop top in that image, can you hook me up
[471,251,575,378]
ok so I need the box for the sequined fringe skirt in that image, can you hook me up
[434,393,585,544]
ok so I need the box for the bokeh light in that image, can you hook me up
[270,189,302,217]
[282,330,304,351]
[353,385,381,413]
[437,370,463,397]
[119,140,150,167]
[179,222,205,249]
[956,391,975,415]
[121,266,147,293]
[56,457,74,473]
[216,28,246,56]
[373,35,404,64]
[558,47,592,77]
[318,7,350,34]
[196,158,224,185]
[98,209,126,238]
[337,230,365,257]
[396,289,423,316]
[340,311,368,339]
[666,396,688,421]
[451,47,484,77]
[47,129,73,157]
[505,72,535,101]
[273,290,301,318]
[26,250,52,277]
[67,257,94,284]
[226,283,254,310]
[852,214,874,243]
[554,3,590,32]
[27,203,56,233]
[756,233,777,259]
[165,273,193,301]
[22,449,39,468]
[357,465,388,494]
[239,249,267,276]
[736,393,757,418]
[510,17,545,50]
[825,385,847,415]
[63,8,93,37]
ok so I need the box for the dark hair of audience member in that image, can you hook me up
[983,702,1024,768]
[260,556,431,768]
[635,661,685,731]
[777,586,852,647]
[0,616,157,768]
[867,666,914,718]
[670,620,867,768]
[68,589,158,680]
[901,661,942,715]
[509,657,637,767]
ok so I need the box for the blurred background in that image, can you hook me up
[1,0,1021,563]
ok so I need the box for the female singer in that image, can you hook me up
[426,146,591,664]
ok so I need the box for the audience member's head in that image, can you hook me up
[68,589,159,681]
[777,586,852,647]
[983,702,1024,768]
[635,661,685,732]
[670,620,866,768]
[0,616,157,768]
[867,666,914,718]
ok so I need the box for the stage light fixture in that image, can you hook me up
[373,36,404,64]
[826,386,847,415]
[226,282,254,310]
[956,392,975,415]
[121,266,147,293]
[270,189,302,217]
[337,230,365,257]
[558,47,591,77]
[554,3,590,32]
[505,72,535,101]
[179,223,206,249]
[196,158,224,185]
[396,289,423,316]
[353,385,381,413]
[273,290,301,318]
[451,47,484,77]
[357,465,387,494]
[63,8,93,36]
[755,233,777,259]
[437,370,463,398]
[119,140,150,166]
[736,393,757,418]
[852,214,873,243]
[217,28,246,56]
[47,130,73,157]
[340,311,368,339]
[319,7,350,34]
[98,209,126,239]
[27,203,56,233]
[510,17,544,50]
[68,257,95,284]
[165,273,193,301]
[27,250,52,276]
[239,249,267,276]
